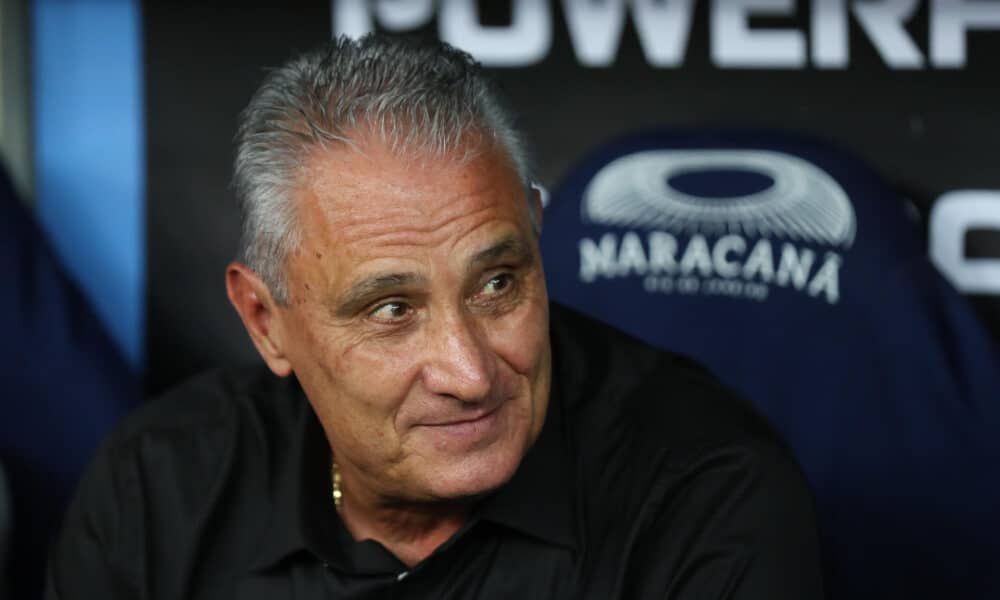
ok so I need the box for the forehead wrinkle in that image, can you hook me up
[307,146,502,215]
[301,145,528,250]
[333,201,503,253]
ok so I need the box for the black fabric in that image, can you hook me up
[45,305,823,599]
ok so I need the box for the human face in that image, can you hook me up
[276,140,551,504]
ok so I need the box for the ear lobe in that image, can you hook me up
[225,262,293,377]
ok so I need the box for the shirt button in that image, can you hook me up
[397,571,409,581]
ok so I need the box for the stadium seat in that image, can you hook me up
[0,165,139,598]
[540,130,1000,600]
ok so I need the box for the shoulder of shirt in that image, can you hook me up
[101,364,296,453]
[549,303,790,459]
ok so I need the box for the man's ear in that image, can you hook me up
[225,262,293,377]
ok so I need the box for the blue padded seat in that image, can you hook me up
[540,131,1000,600]
[0,167,138,599]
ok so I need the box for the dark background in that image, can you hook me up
[145,0,1000,394]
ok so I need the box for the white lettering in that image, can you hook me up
[852,0,925,68]
[374,0,434,31]
[930,190,1000,294]
[807,253,843,303]
[579,234,618,282]
[333,0,374,37]
[743,239,776,283]
[633,0,698,67]
[677,276,701,293]
[332,0,994,69]
[562,0,696,67]
[576,230,845,304]
[618,231,649,275]
[648,231,679,274]
[680,235,715,277]
[712,234,748,278]
[812,0,849,68]
[930,0,1000,67]
[711,0,806,68]
[644,275,675,293]
[775,244,816,289]
[561,0,627,67]
[438,0,551,67]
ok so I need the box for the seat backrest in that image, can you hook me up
[540,130,1000,600]
[0,166,139,599]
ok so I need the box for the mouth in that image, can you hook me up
[416,403,505,446]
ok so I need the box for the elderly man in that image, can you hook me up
[47,35,823,599]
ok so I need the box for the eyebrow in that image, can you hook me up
[331,235,534,317]
[333,272,424,317]
[467,235,532,271]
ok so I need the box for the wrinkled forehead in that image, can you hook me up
[300,123,509,181]
[283,136,535,286]
[301,135,526,221]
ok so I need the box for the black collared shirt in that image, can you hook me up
[46,305,823,599]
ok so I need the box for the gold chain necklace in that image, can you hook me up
[331,459,343,511]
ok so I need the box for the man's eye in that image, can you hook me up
[370,301,411,322]
[481,273,514,297]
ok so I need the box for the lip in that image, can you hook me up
[423,404,501,427]
[416,403,504,445]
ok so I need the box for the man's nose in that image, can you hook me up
[420,311,495,403]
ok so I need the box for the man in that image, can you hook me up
[47,35,823,599]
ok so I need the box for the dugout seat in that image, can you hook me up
[0,165,139,598]
[540,131,1000,600]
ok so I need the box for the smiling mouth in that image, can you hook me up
[417,404,505,444]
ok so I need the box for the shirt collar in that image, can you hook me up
[249,357,578,573]
[247,377,317,571]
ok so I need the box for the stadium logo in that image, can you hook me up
[576,149,855,304]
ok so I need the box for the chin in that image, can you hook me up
[406,393,540,500]
[422,438,529,500]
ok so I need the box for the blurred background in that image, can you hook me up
[2,0,999,598]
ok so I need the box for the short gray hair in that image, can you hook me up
[233,34,534,304]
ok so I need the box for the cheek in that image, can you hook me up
[289,315,420,436]
[339,341,422,405]
[486,300,551,444]
[488,297,550,376]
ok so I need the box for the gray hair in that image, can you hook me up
[233,34,534,304]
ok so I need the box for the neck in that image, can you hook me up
[336,466,470,568]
